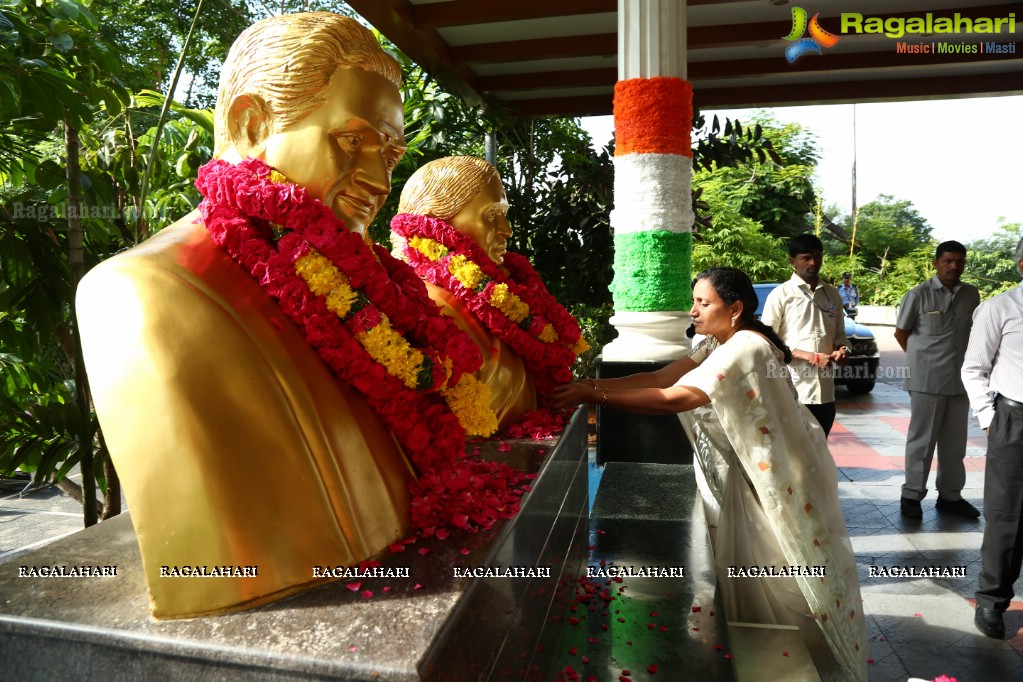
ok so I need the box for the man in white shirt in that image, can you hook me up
[894,241,980,520]
[962,237,1023,640]
[762,233,848,436]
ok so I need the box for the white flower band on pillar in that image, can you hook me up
[609,153,694,235]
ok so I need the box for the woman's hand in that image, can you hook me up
[552,381,595,410]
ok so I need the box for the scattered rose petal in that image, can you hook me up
[617,617,625,623]
[724,654,732,660]
[647,623,655,629]
[867,658,875,664]
[569,647,577,655]
[600,623,608,631]
[388,543,405,553]
[647,663,659,674]
[650,611,659,617]
[497,441,512,452]
[782,651,789,657]
[568,617,580,625]
[418,547,430,556]
[581,656,590,664]
[435,528,450,540]
[382,586,391,593]
[346,582,362,592]
[349,645,358,652]
[659,625,669,632]
[361,590,373,599]
[414,583,423,590]
[622,670,631,677]
[588,637,598,644]
[597,529,606,535]
[914,613,922,617]
[692,606,702,613]
[714,644,723,651]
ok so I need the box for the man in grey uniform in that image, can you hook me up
[963,237,1023,639]
[894,241,980,519]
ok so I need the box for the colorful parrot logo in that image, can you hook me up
[782,7,839,63]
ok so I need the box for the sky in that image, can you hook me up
[580,95,1022,245]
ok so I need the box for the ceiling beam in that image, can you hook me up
[502,71,1023,117]
[411,0,615,29]
[345,0,483,106]
[450,4,1019,64]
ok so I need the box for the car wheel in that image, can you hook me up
[845,378,875,394]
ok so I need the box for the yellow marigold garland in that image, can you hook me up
[440,374,497,437]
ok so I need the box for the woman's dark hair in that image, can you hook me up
[694,267,792,364]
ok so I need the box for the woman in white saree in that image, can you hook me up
[554,267,867,682]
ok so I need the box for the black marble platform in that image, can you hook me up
[0,411,589,681]
[595,360,693,466]
[542,461,735,680]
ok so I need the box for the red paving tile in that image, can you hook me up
[828,420,903,471]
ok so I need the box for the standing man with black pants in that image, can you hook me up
[963,237,1023,639]
[762,233,848,436]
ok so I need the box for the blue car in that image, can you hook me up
[752,283,880,394]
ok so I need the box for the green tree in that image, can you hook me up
[691,194,789,282]
[842,194,933,269]
[965,220,1023,298]
[693,113,820,240]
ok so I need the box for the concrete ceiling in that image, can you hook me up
[347,0,1023,117]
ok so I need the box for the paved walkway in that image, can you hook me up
[833,380,1017,681]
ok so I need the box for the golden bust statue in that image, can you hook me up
[392,156,592,430]
[76,13,417,619]
[393,157,536,428]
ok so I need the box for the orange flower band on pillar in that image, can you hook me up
[613,77,693,158]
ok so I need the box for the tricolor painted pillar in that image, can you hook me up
[601,0,692,362]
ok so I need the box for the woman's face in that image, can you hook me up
[690,278,740,339]
[449,173,512,264]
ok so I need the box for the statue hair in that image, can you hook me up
[694,267,793,364]
[398,156,498,221]
[214,12,401,156]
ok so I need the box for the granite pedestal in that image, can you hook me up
[0,411,589,681]
[543,461,735,680]
[595,360,693,466]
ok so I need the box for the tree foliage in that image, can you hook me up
[693,113,820,240]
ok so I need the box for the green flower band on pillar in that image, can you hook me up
[610,231,692,312]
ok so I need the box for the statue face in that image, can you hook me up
[259,67,406,236]
[449,174,512,263]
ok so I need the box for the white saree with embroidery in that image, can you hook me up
[678,330,867,682]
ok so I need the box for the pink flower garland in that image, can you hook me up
[391,213,584,400]
[197,158,480,473]
[197,158,537,537]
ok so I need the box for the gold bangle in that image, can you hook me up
[600,387,609,406]
[590,379,598,390]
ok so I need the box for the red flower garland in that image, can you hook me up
[197,158,483,474]
[391,213,585,401]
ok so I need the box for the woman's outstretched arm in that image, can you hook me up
[552,382,710,415]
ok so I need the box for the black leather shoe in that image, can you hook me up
[900,497,922,519]
[975,606,1005,639]
[936,497,981,518]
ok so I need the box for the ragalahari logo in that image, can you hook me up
[782,7,840,63]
